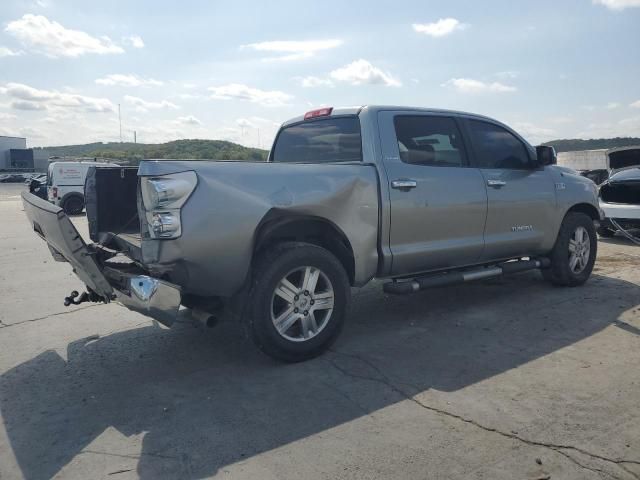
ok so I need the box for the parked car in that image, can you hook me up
[22,106,602,362]
[28,177,48,200]
[46,161,118,215]
[0,173,29,183]
[597,165,640,238]
[24,173,46,185]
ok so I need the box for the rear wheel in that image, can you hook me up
[246,242,350,362]
[543,212,597,286]
[62,195,84,215]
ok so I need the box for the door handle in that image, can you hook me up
[487,179,507,188]
[391,179,417,190]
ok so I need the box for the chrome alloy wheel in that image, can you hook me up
[568,225,591,274]
[270,266,335,342]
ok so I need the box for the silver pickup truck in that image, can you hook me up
[23,106,602,362]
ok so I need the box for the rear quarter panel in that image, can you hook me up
[138,161,380,297]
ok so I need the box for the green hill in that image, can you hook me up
[34,139,268,164]
[543,137,640,153]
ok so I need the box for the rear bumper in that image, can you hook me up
[110,273,181,327]
[22,191,182,327]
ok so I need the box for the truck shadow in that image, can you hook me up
[1,271,638,479]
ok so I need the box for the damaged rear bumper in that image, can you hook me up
[109,273,181,327]
[22,191,182,327]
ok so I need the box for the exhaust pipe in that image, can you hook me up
[384,258,550,295]
[178,307,219,328]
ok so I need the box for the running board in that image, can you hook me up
[383,258,551,295]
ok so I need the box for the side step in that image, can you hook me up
[383,258,550,295]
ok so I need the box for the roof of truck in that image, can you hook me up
[281,105,500,127]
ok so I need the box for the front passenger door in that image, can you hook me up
[464,119,557,260]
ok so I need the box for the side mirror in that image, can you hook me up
[536,145,557,167]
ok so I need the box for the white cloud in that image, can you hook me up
[96,74,163,87]
[0,47,21,57]
[299,76,334,87]
[5,14,124,57]
[174,115,202,126]
[2,82,115,112]
[412,18,466,37]
[606,102,620,109]
[512,122,555,143]
[124,35,145,48]
[631,100,640,108]
[0,112,17,120]
[329,59,401,87]
[593,0,640,9]
[124,95,179,112]
[208,83,292,106]
[243,39,342,61]
[442,78,517,93]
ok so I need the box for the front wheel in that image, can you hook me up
[543,212,597,286]
[246,242,350,362]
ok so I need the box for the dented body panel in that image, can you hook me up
[138,160,380,297]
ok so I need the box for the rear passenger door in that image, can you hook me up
[463,119,557,260]
[379,112,488,275]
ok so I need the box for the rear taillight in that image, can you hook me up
[140,171,197,239]
[52,187,58,198]
[304,107,333,120]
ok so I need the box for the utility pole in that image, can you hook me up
[118,103,122,143]
[134,130,137,144]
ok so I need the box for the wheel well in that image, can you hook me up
[254,216,356,285]
[567,203,599,221]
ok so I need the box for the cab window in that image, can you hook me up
[271,117,362,163]
[467,120,531,169]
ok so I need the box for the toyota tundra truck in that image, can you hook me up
[22,106,602,362]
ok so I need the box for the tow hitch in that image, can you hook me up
[63,289,105,306]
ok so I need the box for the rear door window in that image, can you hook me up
[467,120,531,169]
[393,116,467,167]
[271,117,362,163]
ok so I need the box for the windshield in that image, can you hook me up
[270,117,362,163]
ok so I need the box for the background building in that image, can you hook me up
[0,135,37,171]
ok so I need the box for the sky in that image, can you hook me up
[0,0,639,149]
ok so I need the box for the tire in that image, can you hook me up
[246,242,350,362]
[62,195,84,215]
[542,212,597,286]
[597,225,616,238]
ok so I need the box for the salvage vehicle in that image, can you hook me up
[22,106,602,362]
[597,148,640,241]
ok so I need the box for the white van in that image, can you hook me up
[47,161,119,215]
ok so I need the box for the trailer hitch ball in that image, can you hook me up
[64,290,89,306]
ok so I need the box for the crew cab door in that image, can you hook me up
[462,118,557,260]
[378,112,487,275]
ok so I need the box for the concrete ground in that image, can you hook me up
[1,182,639,480]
